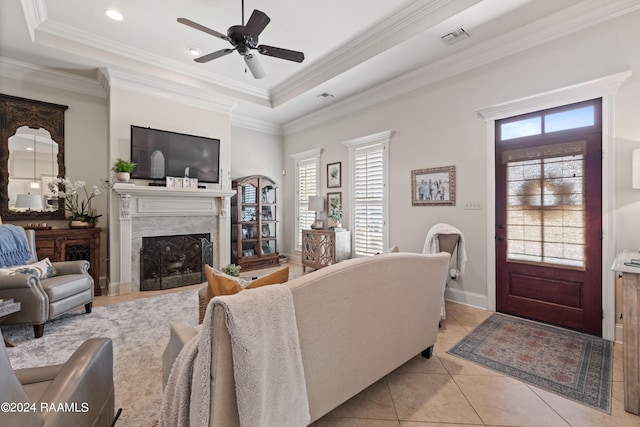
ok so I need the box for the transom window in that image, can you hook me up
[500,104,595,141]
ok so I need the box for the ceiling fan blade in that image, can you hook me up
[258,45,305,63]
[194,49,234,63]
[244,53,266,79]
[243,9,270,38]
[177,18,230,42]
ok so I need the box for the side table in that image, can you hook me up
[0,299,21,347]
[612,249,640,415]
[32,227,102,295]
[301,229,351,272]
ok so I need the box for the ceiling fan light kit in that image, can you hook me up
[178,2,304,79]
[244,53,265,79]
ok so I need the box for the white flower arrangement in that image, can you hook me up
[48,178,102,223]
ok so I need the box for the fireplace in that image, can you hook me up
[140,233,211,291]
[113,184,236,294]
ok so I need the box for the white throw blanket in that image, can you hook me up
[422,223,467,320]
[160,284,310,427]
[423,223,467,274]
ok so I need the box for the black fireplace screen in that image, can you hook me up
[140,233,211,291]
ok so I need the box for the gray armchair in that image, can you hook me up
[0,331,114,427]
[0,226,94,338]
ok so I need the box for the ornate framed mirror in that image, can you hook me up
[0,94,67,220]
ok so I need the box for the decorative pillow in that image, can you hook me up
[246,266,289,289]
[0,258,57,279]
[204,264,289,298]
[204,265,249,299]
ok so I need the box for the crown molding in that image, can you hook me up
[100,68,236,114]
[0,56,106,98]
[283,0,640,136]
[20,0,47,41]
[230,115,283,136]
[270,0,478,108]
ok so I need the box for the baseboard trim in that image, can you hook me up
[615,323,623,344]
[445,285,489,311]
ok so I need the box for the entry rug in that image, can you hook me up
[448,313,612,413]
[3,288,198,427]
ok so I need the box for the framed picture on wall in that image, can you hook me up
[411,165,455,206]
[327,162,341,188]
[326,192,342,224]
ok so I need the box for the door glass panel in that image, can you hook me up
[505,148,585,268]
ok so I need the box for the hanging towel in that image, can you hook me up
[423,223,467,275]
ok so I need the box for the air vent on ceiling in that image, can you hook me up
[317,92,335,100]
[440,26,470,46]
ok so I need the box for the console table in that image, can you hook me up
[612,249,640,415]
[302,229,351,272]
[32,228,102,295]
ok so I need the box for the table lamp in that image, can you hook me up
[308,195,325,229]
[15,194,43,211]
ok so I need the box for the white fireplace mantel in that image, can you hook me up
[113,183,236,294]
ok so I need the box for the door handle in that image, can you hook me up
[496,235,505,241]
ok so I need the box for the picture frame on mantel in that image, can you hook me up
[411,165,456,206]
[327,162,341,188]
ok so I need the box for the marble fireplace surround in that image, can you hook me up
[113,183,236,294]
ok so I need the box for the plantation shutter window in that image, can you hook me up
[344,131,391,257]
[353,145,385,256]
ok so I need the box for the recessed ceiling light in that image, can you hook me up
[187,47,202,56]
[105,9,124,21]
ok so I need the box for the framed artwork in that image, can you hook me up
[411,165,455,206]
[326,192,342,223]
[327,162,341,188]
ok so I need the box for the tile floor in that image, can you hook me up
[94,264,640,427]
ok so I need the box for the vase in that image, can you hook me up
[115,172,130,183]
[69,220,94,229]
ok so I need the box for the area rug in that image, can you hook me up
[447,313,612,413]
[2,289,198,427]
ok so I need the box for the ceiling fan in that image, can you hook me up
[177,1,305,79]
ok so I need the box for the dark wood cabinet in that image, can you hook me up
[231,175,279,271]
[32,228,102,295]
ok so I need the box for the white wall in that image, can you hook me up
[283,10,640,305]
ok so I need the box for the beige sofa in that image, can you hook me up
[162,251,450,426]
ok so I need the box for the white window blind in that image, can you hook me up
[293,155,319,250]
[353,144,385,256]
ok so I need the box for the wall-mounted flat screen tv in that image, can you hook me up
[130,126,220,183]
